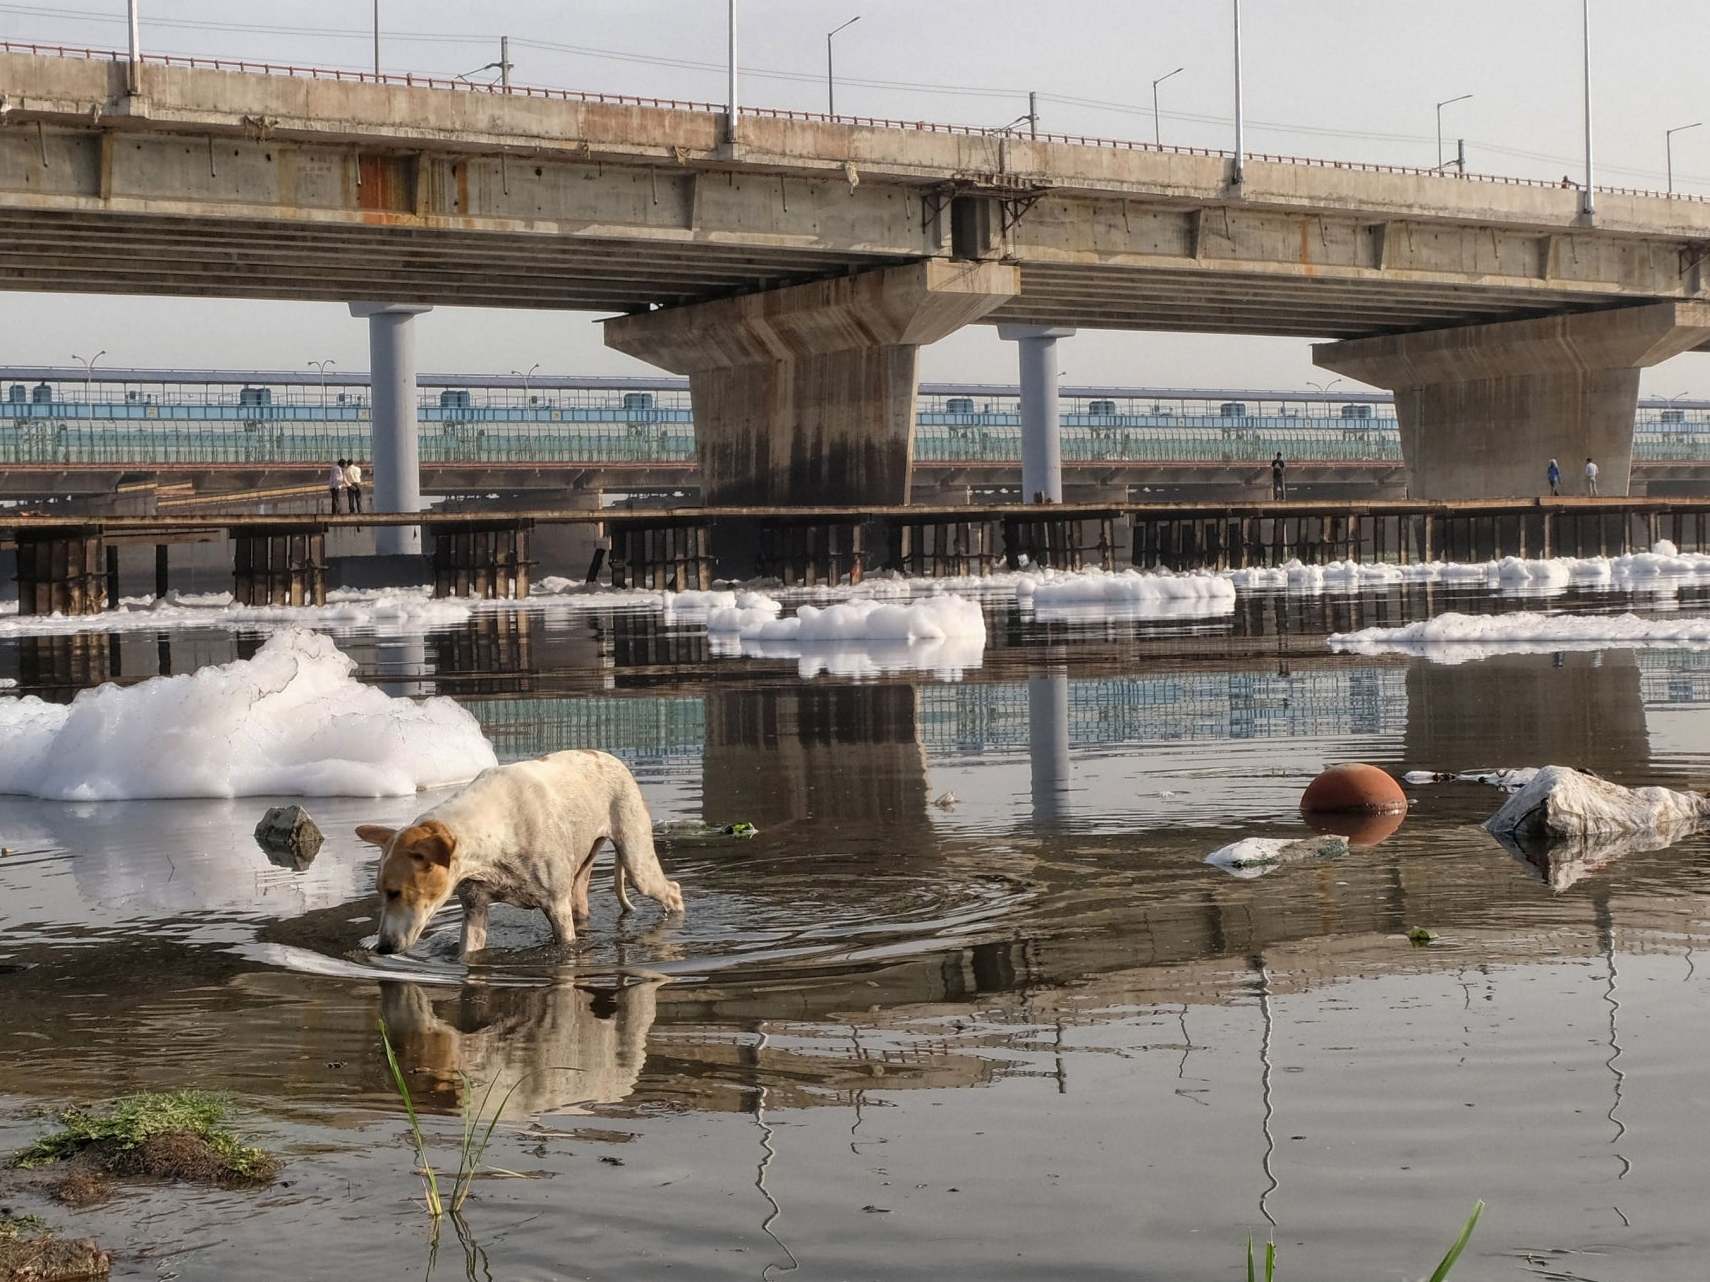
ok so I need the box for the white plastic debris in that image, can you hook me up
[1483,765,1710,844]
[1204,834,1349,878]
[1402,767,1539,791]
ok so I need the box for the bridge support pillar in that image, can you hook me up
[1313,302,1710,500]
[998,324,1075,503]
[604,261,1017,506]
[350,302,432,554]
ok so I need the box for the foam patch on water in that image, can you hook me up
[0,628,496,800]
[0,586,472,638]
[1232,542,1710,597]
[1330,610,1710,663]
[706,594,987,679]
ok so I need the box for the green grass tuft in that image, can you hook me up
[0,1214,47,1242]
[1242,1202,1482,1279]
[13,1090,275,1180]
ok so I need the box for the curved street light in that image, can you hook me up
[1667,122,1702,195]
[1152,66,1184,147]
[1436,93,1472,171]
[511,364,541,405]
[827,15,859,116]
[307,358,336,405]
[72,350,106,401]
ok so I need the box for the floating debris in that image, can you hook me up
[253,804,324,870]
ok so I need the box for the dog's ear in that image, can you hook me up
[355,824,397,849]
[410,821,457,868]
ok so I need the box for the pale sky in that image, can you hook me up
[6,0,1710,395]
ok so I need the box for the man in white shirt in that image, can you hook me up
[327,459,347,514]
[344,459,364,514]
[1584,456,1599,497]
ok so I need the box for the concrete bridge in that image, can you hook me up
[10,45,1710,507]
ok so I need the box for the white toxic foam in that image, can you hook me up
[1329,610,1710,662]
[0,628,496,800]
[0,586,472,638]
[1017,568,1235,620]
[1230,541,1710,597]
[706,594,986,679]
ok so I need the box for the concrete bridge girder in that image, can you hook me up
[10,52,1710,338]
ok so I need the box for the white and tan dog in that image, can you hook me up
[357,749,683,958]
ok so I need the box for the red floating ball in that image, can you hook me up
[1300,763,1407,816]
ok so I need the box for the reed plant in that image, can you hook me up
[377,1019,526,1221]
[1246,1201,1483,1280]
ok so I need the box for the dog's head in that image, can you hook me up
[356,820,459,955]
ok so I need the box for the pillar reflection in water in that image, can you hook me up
[1028,671,1071,824]
[701,683,928,832]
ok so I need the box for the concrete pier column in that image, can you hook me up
[998,324,1075,503]
[1313,301,1710,500]
[349,302,432,554]
[604,262,1017,507]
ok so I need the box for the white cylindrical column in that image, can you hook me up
[998,323,1075,503]
[349,302,431,556]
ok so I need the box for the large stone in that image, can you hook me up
[253,804,324,870]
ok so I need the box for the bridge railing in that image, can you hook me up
[6,39,1707,205]
[4,416,1708,467]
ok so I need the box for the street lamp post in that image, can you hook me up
[827,16,859,117]
[1581,0,1595,216]
[1151,66,1183,147]
[1667,122,1702,195]
[1231,0,1244,185]
[308,359,336,405]
[1435,94,1472,171]
[72,350,106,402]
[727,0,739,144]
[1306,378,1342,418]
[511,364,540,406]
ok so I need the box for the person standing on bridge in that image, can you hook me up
[1585,456,1600,496]
[344,458,364,514]
[328,458,347,514]
[1271,451,1287,500]
[1547,457,1561,496]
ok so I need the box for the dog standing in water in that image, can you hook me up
[357,750,683,958]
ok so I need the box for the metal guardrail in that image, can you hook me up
[6,39,1707,204]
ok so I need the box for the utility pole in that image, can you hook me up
[1435,94,1471,171]
[372,0,380,77]
[1028,90,1038,139]
[500,35,511,89]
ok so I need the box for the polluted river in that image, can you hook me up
[4,560,1710,1281]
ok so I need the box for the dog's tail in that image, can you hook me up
[608,758,684,915]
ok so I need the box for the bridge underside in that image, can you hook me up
[0,205,1654,340]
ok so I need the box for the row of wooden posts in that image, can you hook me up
[11,505,1710,615]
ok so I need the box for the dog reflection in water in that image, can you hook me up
[379,978,661,1116]
[357,750,684,958]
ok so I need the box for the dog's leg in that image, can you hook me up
[615,862,634,913]
[572,845,598,923]
[544,897,578,947]
[458,887,491,959]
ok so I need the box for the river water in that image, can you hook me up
[3,581,1710,1280]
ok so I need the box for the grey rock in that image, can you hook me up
[254,804,324,870]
